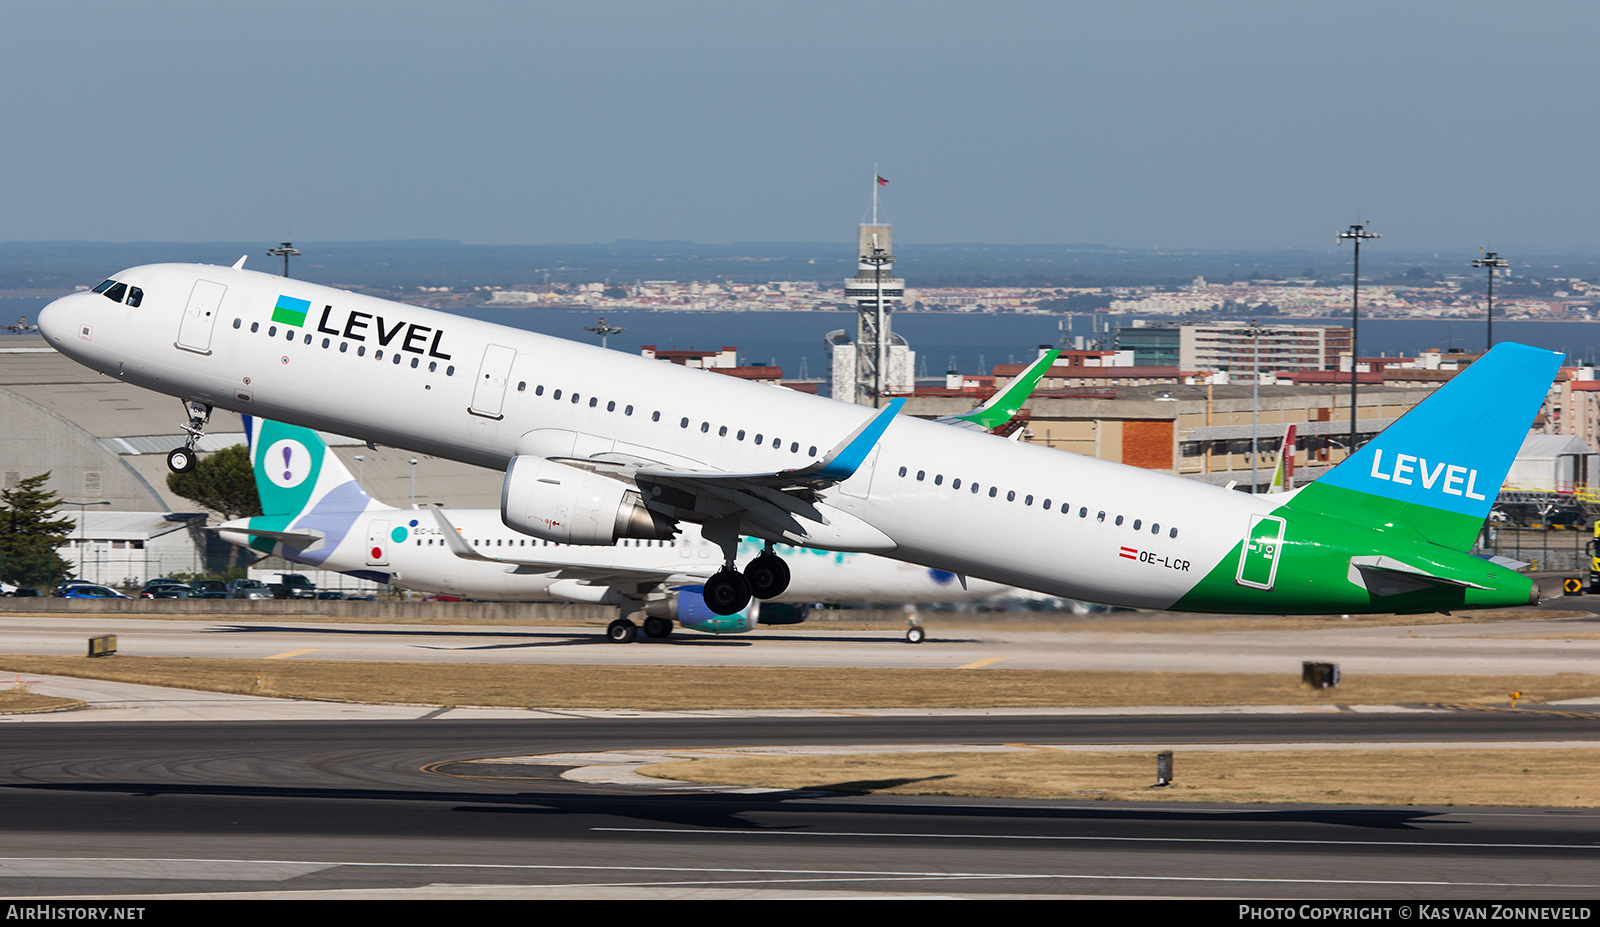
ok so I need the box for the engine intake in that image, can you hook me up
[501,455,676,545]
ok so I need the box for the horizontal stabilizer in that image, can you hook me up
[210,524,325,548]
[1474,553,1531,572]
[1348,554,1493,597]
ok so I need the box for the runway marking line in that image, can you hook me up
[1,857,1590,891]
[419,759,567,783]
[594,826,1600,853]
[1431,702,1600,719]
[264,648,320,660]
[958,658,1005,670]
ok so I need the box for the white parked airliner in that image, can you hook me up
[38,260,1558,617]
[218,417,1015,641]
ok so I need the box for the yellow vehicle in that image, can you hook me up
[1590,524,1600,592]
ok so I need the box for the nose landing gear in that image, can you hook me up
[166,447,196,473]
[166,400,212,473]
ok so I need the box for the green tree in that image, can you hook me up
[165,444,262,520]
[167,445,263,574]
[0,473,75,589]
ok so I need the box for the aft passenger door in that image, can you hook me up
[176,280,227,354]
[366,520,390,566]
[1235,514,1285,590]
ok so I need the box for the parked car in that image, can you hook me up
[189,579,230,599]
[58,584,131,599]
[225,579,273,600]
[54,580,104,596]
[140,580,193,598]
[268,573,318,599]
[1491,503,1588,529]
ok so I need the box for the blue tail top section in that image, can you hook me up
[1317,342,1560,519]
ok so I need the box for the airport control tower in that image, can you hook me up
[835,174,909,407]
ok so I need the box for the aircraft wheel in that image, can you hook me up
[167,447,196,473]
[703,569,752,616]
[642,616,673,639]
[606,618,638,643]
[906,626,926,644]
[745,553,791,599]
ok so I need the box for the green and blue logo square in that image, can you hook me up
[272,294,310,326]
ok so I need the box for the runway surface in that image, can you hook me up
[3,609,1600,674]
[3,709,1600,899]
[4,610,1600,899]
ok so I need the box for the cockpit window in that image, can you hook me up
[92,279,116,294]
[125,286,143,308]
[103,282,127,303]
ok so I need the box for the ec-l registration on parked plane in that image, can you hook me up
[219,417,1016,641]
[38,259,1559,616]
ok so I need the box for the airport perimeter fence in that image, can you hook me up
[1477,525,1590,574]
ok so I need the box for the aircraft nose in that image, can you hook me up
[36,293,76,345]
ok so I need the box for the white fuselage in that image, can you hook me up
[41,264,1275,609]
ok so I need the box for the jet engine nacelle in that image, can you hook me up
[645,589,811,634]
[649,585,759,634]
[501,455,676,545]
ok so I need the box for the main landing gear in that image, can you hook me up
[166,400,212,474]
[606,616,675,643]
[702,542,792,616]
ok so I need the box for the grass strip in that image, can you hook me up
[641,748,1600,807]
[0,655,1596,710]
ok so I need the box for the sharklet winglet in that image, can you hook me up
[793,398,905,482]
[425,504,499,563]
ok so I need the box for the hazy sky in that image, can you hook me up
[7,1,1597,251]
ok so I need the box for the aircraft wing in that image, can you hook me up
[615,399,904,551]
[935,349,1058,434]
[422,505,713,585]
[631,398,905,487]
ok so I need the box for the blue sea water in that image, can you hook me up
[10,293,1599,382]
[453,308,1600,382]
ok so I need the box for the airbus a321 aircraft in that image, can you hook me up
[39,260,1559,617]
[218,417,1015,641]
